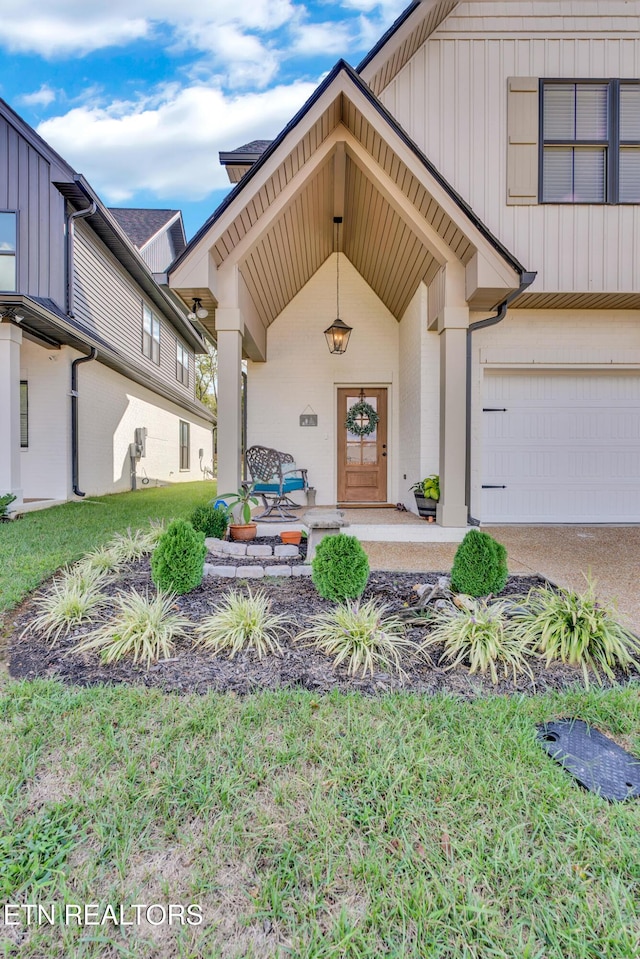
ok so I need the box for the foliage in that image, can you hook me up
[0,482,215,613]
[107,526,157,563]
[75,544,122,575]
[410,475,440,501]
[190,502,228,539]
[195,341,218,415]
[220,484,259,525]
[311,534,370,601]
[514,580,640,687]
[28,566,110,643]
[450,529,508,597]
[0,493,16,518]
[297,598,413,677]
[0,804,78,898]
[196,589,289,659]
[151,519,206,594]
[74,588,190,667]
[420,599,534,685]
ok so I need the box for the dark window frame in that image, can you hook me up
[0,211,18,292]
[20,380,28,449]
[176,341,189,386]
[179,420,190,470]
[539,78,640,205]
[142,304,161,365]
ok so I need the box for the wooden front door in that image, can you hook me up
[337,388,387,503]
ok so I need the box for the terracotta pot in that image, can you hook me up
[229,523,257,542]
[280,530,302,545]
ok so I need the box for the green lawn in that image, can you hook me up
[0,681,638,958]
[0,482,216,613]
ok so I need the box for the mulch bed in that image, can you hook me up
[7,545,639,698]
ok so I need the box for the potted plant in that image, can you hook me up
[410,475,440,522]
[280,530,302,546]
[220,484,259,541]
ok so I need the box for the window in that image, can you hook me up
[541,80,640,203]
[142,304,160,364]
[0,212,17,291]
[179,420,190,470]
[20,381,28,448]
[176,342,189,385]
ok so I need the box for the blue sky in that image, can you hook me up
[0,1,407,238]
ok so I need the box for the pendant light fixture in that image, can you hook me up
[324,217,352,354]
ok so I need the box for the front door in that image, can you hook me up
[337,388,388,503]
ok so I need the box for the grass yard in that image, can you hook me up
[0,483,216,614]
[0,679,639,958]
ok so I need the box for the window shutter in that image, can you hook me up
[507,77,539,205]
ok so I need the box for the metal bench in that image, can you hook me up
[244,445,309,521]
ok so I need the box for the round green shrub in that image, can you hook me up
[190,503,229,540]
[311,534,370,602]
[450,529,508,597]
[151,519,206,595]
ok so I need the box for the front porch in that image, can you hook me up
[255,506,469,543]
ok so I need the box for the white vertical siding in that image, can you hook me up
[378,1,640,293]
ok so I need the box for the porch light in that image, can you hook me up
[324,217,352,354]
[188,297,208,321]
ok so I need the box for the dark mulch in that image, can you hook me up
[7,559,640,698]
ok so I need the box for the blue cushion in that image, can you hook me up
[254,478,305,493]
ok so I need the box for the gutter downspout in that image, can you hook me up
[71,348,98,497]
[66,182,96,317]
[465,271,537,526]
[242,370,248,481]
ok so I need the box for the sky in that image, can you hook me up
[0,0,408,239]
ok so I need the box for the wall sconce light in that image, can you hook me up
[324,217,352,354]
[188,298,209,321]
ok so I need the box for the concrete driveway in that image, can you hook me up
[362,526,640,633]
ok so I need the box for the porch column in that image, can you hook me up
[216,311,243,497]
[437,309,468,527]
[0,323,23,506]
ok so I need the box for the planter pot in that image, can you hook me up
[280,530,302,546]
[229,523,257,542]
[414,493,437,521]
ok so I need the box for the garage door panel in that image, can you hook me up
[482,372,640,523]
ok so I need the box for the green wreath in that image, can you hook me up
[345,401,379,437]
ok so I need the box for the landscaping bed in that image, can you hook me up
[8,559,638,697]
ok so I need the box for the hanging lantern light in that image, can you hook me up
[324,217,352,354]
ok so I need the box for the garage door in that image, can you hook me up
[482,371,640,523]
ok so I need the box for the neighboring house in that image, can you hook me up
[0,99,214,511]
[169,0,640,526]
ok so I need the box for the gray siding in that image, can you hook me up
[0,115,67,304]
[73,219,195,400]
[141,229,174,272]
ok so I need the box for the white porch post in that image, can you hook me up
[437,308,468,527]
[216,310,243,497]
[0,323,23,506]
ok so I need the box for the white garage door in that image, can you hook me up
[482,371,640,523]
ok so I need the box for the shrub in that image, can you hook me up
[515,580,640,688]
[450,529,508,597]
[151,519,206,594]
[190,503,228,540]
[28,566,110,643]
[107,527,156,564]
[297,598,413,677]
[75,589,190,667]
[196,589,289,659]
[0,493,16,519]
[420,599,533,685]
[75,545,122,575]
[311,534,369,601]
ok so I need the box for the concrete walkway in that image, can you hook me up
[362,526,640,633]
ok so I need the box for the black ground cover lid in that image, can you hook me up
[537,719,640,802]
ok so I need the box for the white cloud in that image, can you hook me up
[16,84,56,107]
[37,80,318,202]
[291,21,354,56]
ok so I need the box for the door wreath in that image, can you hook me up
[345,400,379,437]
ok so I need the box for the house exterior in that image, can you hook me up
[0,99,214,511]
[169,0,640,526]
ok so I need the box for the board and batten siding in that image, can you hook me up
[377,0,640,294]
[140,229,174,273]
[0,115,67,302]
[72,219,195,398]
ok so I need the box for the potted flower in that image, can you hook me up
[410,475,440,522]
[220,484,259,541]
